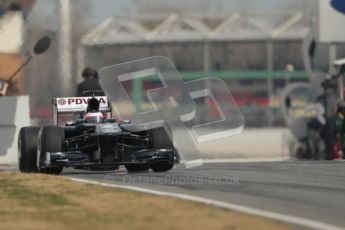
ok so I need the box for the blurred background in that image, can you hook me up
[1,0,344,129]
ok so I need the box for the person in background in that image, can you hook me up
[335,101,345,159]
[76,67,104,97]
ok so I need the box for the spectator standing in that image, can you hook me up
[76,67,104,97]
[335,101,345,159]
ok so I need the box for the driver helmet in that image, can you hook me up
[84,111,104,123]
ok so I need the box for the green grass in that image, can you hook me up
[0,179,74,207]
[0,173,295,230]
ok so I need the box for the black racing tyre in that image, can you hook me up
[150,125,179,162]
[149,125,175,172]
[150,126,173,149]
[125,164,150,172]
[99,139,118,171]
[150,152,175,172]
[38,126,64,175]
[99,153,118,170]
[18,127,40,173]
[150,162,174,172]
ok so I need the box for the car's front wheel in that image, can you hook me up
[37,126,64,175]
[18,127,40,173]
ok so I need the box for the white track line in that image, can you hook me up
[66,177,344,230]
[202,158,286,163]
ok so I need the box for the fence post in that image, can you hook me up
[267,41,274,127]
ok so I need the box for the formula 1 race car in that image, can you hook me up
[18,92,175,174]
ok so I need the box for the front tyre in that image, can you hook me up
[18,127,40,173]
[38,126,64,175]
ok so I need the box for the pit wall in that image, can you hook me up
[0,96,30,164]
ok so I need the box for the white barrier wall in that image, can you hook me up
[317,0,345,43]
[0,96,30,164]
[175,128,289,160]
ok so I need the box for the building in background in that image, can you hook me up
[22,0,345,127]
[0,0,36,95]
[0,2,24,95]
[79,12,311,127]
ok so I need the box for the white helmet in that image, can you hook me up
[84,112,104,123]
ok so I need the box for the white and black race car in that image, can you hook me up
[18,91,175,174]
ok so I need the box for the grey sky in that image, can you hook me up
[30,0,308,30]
[90,0,306,24]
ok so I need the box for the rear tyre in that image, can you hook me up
[100,153,118,170]
[125,164,150,172]
[18,127,40,173]
[150,152,174,172]
[38,126,64,175]
[150,162,174,172]
[99,139,118,170]
[150,126,173,149]
[150,126,175,172]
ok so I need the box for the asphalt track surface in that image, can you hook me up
[63,160,345,229]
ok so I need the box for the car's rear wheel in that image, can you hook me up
[150,126,175,172]
[38,126,64,175]
[150,126,173,149]
[125,164,150,172]
[150,162,174,172]
[18,127,40,173]
[99,138,118,170]
[150,152,174,172]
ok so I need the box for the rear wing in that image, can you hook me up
[52,96,111,125]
